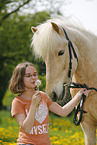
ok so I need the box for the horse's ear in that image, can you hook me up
[31,27,37,33]
[51,22,59,34]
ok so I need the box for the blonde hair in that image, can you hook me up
[9,62,34,94]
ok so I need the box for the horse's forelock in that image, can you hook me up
[31,22,64,58]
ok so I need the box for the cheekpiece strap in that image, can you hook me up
[62,27,78,78]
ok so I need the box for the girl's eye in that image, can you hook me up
[33,73,38,76]
[24,73,38,78]
[27,75,31,77]
[24,74,32,77]
[33,74,37,77]
[58,50,65,56]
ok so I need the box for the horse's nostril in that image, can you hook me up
[52,91,57,102]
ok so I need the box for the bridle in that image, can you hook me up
[62,27,78,79]
[62,28,97,126]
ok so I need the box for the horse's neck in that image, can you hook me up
[66,27,97,85]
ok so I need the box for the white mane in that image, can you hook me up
[31,16,96,58]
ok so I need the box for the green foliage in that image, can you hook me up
[0,0,62,110]
[0,0,62,25]
[3,90,17,107]
[38,75,46,92]
[0,110,18,128]
[0,0,32,24]
[0,11,50,109]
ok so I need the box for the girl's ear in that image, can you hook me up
[31,27,38,33]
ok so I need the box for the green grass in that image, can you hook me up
[0,110,96,145]
[0,110,18,128]
[49,113,85,145]
[0,110,19,145]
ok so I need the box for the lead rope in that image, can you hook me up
[69,82,97,126]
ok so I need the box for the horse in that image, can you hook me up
[31,16,97,145]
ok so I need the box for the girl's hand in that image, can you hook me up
[83,89,91,98]
[77,88,91,99]
[31,92,41,107]
[77,88,85,97]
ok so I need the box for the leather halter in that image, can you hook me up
[62,27,78,78]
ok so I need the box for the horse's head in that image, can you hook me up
[31,20,78,101]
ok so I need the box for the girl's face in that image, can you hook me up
[23,66,38,91]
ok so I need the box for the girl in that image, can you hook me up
[9,62,90,145]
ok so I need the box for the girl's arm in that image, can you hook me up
[49,89,90,117]
[14,92,41,134]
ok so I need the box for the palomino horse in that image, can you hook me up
[31,16,97,145]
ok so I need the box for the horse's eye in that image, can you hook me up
[58,50,65,56]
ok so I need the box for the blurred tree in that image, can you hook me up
[0,11,50,109]
[0,0,63,109]
[0,0,32,24]
[0,0,64,25]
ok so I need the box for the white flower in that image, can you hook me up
[35,79,41,87]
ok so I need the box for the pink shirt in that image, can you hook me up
[11,91,52,145]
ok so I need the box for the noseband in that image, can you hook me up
[62,27,78,79]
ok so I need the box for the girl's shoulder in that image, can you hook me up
[12,95,22,102]
[11,96,26,117]
[12,96,20,102]
[12,96,23,107]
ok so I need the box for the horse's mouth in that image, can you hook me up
[51,82,70,102]
[46,82,71,102]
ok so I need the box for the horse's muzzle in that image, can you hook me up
[51,86,66,102]
[46,83,67,102]
[51,91,58,102]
